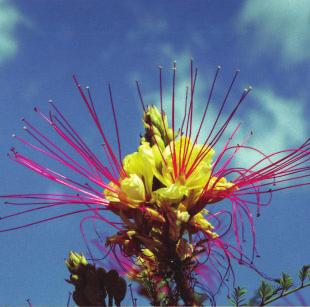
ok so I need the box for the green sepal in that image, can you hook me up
[299,265,310,285]
[258,281,274,301]
[277,273,293,291]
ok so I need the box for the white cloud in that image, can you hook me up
[238,0,310,64]
[0,0,22,64]
[126,15,168,42]
[143,57,308,169]
[250,88,307,149]
[232,88,308,167]
[144,52,199,117]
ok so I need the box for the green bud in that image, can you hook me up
[144,105,163,130]
[142,105,173,146]
[65,251,88,273]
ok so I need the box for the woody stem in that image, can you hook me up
[164,237,197,306]
[174,264,196,306]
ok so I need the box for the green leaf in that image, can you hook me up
[259,281,274,301]
[298,265,310,285]
[229,286,247,306]
[278,273,293,291]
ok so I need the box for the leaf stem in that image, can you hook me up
[262,281,310,306]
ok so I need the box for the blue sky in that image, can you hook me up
[0,0,309,305]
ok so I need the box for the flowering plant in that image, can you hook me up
[1,61,309,306]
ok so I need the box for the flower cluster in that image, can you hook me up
[1,62,309,305]
[103,104,234,304]
[103,104,241,304]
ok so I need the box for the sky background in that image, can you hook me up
[0,0,309,305]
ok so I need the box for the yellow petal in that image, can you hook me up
[123,142,156,195]
[141,248,155,260]
[120,174,145,202]
[208,176,235,190]
[192,212,214,231]
[176,210,190,223]
[145,207,165,223]
[103,181,120,202]
[153,183,189,204]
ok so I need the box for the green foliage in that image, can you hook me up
[229,264,310,307]
[276,273,293,291]
[229,286,247,307]
[298,265,310,286]
[258,281,274,303]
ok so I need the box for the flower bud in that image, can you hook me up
[65,251,88,273]
[142,248,155,260]
[142,105,173,146]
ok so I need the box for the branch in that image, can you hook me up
[262,281,310,306]
[230,265,310,307]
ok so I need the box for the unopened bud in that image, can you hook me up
[65,251,88,273]
[142,105,173,146]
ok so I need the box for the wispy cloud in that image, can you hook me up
[125,8,168,43]
[237,0,310,64]
[144,56,308,169]
[0,0,22,64]
[127,16,168,42]
[232,87,308,166]
[246,87,307,149]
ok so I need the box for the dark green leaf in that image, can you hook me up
[229,286,247,306]
[299,265,310,285]
[259,281,274,301]
[278,273,293,291]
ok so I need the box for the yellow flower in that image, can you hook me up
[102,106,235,244]
[120,174,145,202]
[158,136,214,189]
[104,106,234,212]
[123,142,157,196]
[153,183,189,204]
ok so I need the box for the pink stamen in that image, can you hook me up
[107,84,123,166]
